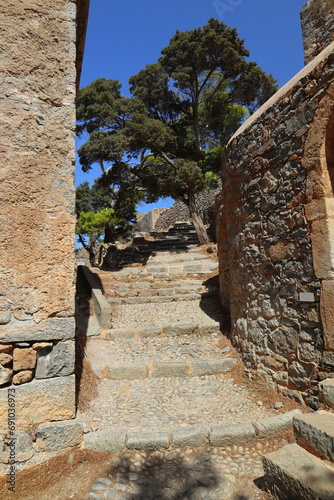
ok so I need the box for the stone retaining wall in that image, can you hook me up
[216,3,334,407]
[154,189,219,232]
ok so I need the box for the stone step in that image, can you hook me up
[105,321,221,340]
[83,410,301,453]
[111,285,204,296]
[263,443,334,500]
[87,334,235,380]
[107,293,202,304]
[112,279,206,290]
[92,358,238,380]
[293,411,334,462]
[146,254,209,264]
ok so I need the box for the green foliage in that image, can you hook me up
[76,19,278,245]
[76,209,116,241]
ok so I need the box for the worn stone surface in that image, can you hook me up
[1,432,34,464]
[171,427,207,448]
[106,362,149,380]
[151,362,191,378]
[126,432,170,452]
[35,340,75,379]
[36,420,83,451]
[293,411,334,461]
[13,347,37,371]
[192,358,237,376]
[84,430,126,453]
[0,1,77,325]
[320,279,334,350]
[12,370,33,385]
[0,375,75,427]
[0,353,12,366]
[209,424,256,447]
[253,410,302,438]
[319,378,334,408]
[0,318,75,343]
[0,367,12,386]
[263,443,334,500]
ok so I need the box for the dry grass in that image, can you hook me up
[0,448,114,500]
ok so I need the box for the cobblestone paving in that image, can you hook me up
[111,299,223,328]
[87,334,227,364]
[82,243,290,499]
[79,374,276,433]
[85,442,283,499]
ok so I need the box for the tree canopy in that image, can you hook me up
[76,18,278,245]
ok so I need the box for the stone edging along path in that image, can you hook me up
[84,409,302,453]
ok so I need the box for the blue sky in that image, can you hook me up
[76,0,307,212]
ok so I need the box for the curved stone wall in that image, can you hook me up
[216,42,334,407]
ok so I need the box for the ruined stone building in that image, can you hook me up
[0,0,89,462]
[217,0,334,407]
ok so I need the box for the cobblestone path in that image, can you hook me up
[78,226,301,500]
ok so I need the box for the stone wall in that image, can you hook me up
[154,189,219,232]
[0,0,88,440]
[301,0,334,64]
[217,38,334,406]
[136,208,168,233]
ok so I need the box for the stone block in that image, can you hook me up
[13,348,37,371]
[35,340,75,378]
[293,411,334,462]
[209,423,256,446]
[106,328,135,340]
[268,327,298,354]
[320,280,334,350]
[0,311,11,325]
[126,432,170,452]
[263,443,334,500]
[12,370,33,385]
[311,218,334,279]
[319,378,334,408]
[151,362,191,378]
[0,353,12,365]
[36,420,83,451]
[184,264,203,273]
[305,198,334,223]
[0,344,12,354]
[254,410,302,438]
[106,362,149,380]
[84,430,126,452]
[171,427,207,448]
[0,375,75,427]
[2,432,33,463]
[0,366,12,386]
[163,324,195,336]
[0,318,75,343]
[136,326,161,338]
[192,358,237,376]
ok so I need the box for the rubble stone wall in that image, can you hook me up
[301,0,334,64]
[154,189,219,232]
[136,208,168,233]
[0,0,86,434]
[216,42,334,406]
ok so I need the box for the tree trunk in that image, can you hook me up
[104,224,115,244]
[187,190,210,245]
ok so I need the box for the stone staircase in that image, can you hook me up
[77,227,314,499]
[263,411,334,499]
